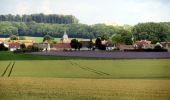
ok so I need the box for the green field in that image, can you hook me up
[1,59,170,79]
[23,36,91,43]
[0,52,170,99]
[23,36,61,43]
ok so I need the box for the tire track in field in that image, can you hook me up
[8,62,15,77]
[68,61,110,76]
[1,62,12,77]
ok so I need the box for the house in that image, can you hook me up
[160,42,170,48]
[33,43,50,51]
[8,42,20,51]
[134,40,152,49]
[117,44,134,51]
[52,43,71,50]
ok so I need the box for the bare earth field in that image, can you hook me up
[0,78,170,100]
[30,51,170,59]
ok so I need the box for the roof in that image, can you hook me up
[160,42,170,45]
[52,43,71,49]
[118,45,134,50]
[33,43,48,48]
[135,40,151,45]
[9,42,20,48]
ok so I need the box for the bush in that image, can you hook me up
[0,44,8,51]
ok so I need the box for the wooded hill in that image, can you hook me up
[0,14,170,44]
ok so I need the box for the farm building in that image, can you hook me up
[161,42,170,48]
[8,42,20,51]
[33,43,50,51]
[134,40,152,49]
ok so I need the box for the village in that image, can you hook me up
[0,31,170,52]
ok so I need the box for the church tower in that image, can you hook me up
[61,31,70,43]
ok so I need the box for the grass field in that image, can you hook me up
[0,51,170,99]
[23,36,91,43]
[0,60,170,78]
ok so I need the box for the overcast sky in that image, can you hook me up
[0,0,170,25]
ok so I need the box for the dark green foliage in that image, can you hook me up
[10,35,18,40]
[43,35,54,43]
[0,13,79,24]
[20,44,26,50]
[0,44,8,51]
[70,39,79,50]
[88,39,94,50]
[95,37,106,50]
[70,39,82,50]
[132,22,170,43]
[95,37,102,48]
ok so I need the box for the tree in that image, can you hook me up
[101,33,109,41]
[95,37,106,50]
[70,39,79,50]
[111,34,122,44]
[10,34,18,40]
[43,35,54,43]
[77,42,82,50]
[0,43,8,51]
[132,22,170,43]
[20,43,26,49]
[95,37,102,48]
[88,39,94,50]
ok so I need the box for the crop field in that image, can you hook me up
[0,78,170,100]
[1,59,170,78]
[0,52,170,99]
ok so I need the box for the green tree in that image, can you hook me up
[111,34,122,44]
[70,39,79,50]
[132,22,170,43]
[10,34,18,40]
[43,35,54,43]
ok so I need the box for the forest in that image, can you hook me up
[0,14,170,44]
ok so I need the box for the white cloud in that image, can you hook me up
[41,0,53,14]
[15,1,30,14]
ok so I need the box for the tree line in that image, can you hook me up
[0,14,79,24]
[0,15,170,44]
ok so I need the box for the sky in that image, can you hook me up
[0,0,170,25]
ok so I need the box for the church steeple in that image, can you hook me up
[61,31,70,43]
[63,31,68,39]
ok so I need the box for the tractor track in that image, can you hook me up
[69,61,110,76]
[8,62,15,77]
[1,61,15,77]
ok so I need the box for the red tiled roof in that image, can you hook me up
[161,42,170,44]
[52,43,71,49]
[135,40,151,45]
[9,42,20,48]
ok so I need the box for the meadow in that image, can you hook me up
[23,36,91,43]
[0,51,170,99]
